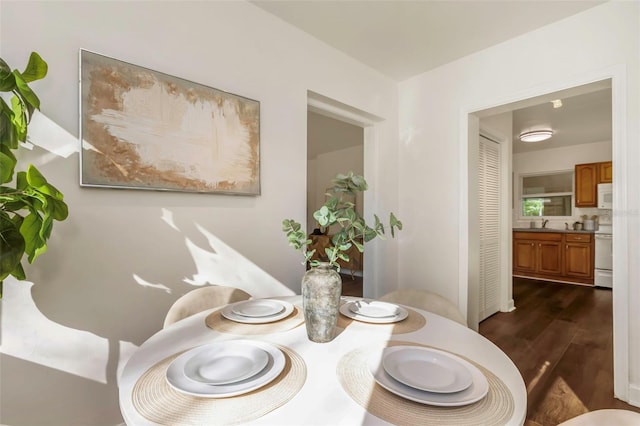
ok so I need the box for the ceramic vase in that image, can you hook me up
[301,262,342,343]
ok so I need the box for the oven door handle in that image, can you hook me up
[595,234,613,239]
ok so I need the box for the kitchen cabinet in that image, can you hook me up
[599,161,613,183]
[564,233,593,279]
[513,231,594,285]
[575,163,598,207]
[575,161,613,207]
[513,232,562,276]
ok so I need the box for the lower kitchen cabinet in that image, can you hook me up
[513,233,562,275]
[513,231,594,285]
[564,233,593,279]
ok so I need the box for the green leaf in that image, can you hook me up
[21,52,48,83]
[0,150,15,183]
[390,212,403,238]
[13,70,40,112]
[11,261,26,280]
[27,165,65,201]
[49,198,69,221]
[0,99,19,150]
[19,212,45,263]
[0,69,16,92]
[10,96,27,141]
[0,211,26,282]
[26,164,47,187]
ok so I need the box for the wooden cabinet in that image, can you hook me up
[538,240,563,275]
[564,233,593,279]
[575,161,613,207]
[575,163,598,207]
[513,232,562,276]
[513,231,594,285]
[599,161,613,183]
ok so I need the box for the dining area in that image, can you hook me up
[118,290,527,425]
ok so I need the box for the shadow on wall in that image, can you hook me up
[0,206,292,425]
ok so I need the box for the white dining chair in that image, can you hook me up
[163,285,251,328]
[380,288,467,327]
[558,409,640,425]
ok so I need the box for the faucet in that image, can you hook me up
[541,218,549,228]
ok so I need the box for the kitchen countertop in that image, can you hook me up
[513,228,594,234]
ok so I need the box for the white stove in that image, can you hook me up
[594,223,613,288]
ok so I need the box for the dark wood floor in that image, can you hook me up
[479,277,640,426]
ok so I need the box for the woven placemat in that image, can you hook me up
[205,306,304,335]
[337,307,426,334]
[132,344,306,426]
[337,341,514,426]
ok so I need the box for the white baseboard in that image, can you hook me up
[628,383,640,408]
[501,299,515,313]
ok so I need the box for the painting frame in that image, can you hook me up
[79,49,260,195]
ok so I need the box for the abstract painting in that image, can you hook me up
[80,50,260,195]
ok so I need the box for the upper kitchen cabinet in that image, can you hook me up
[575,163,598,207]
[575,161,613,207]
[599,161,613,183]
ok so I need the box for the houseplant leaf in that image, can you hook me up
[20,52,48,83]
[0,211,26,281]
[20,212,47,263]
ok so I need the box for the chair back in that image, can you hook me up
[558,409,640,425]
[380,288,467,326]
[163,285,251,328]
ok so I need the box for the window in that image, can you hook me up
[520,171,573,217]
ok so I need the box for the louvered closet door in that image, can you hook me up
[478,135,501,321]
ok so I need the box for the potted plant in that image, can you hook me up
[282,172,402,342]
[0,52,69,297]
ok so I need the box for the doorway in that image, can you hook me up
[306,90,388,297]
[307,110,364,296]
[466,75,628,401]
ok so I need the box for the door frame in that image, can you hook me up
[306,90,385,297]
[459,65,630,401]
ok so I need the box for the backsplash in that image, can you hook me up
[513,207,612,230]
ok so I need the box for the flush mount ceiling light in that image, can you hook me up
[520,130,553,143]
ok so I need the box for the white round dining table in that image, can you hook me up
[118,296,526,425]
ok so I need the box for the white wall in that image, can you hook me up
[0,2,399,424]
[398,1,639,404]
[308,146,364,231]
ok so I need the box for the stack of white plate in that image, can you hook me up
[222,299,294,324]
[166,340,285,397]
[340,299,408,323]
[369,346,489,406]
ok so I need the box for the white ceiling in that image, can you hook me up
[252,0,611,152]
[251,0,604,81]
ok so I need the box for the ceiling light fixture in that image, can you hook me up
[520,130,553,143]
[551,99,563,108]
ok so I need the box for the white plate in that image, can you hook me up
[349,300,401,318]
[166,340,285,398]
[340,301,408,324]
[369,347,489,406]
[182,340,269,385]
[382,346,472,393]
[232,300,285,318]
[222,300,294,324]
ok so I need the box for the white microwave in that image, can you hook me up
[598,183,613,209]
